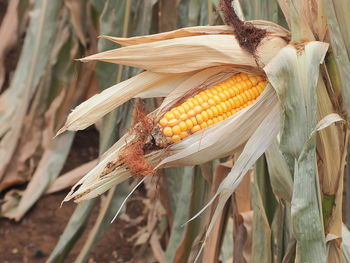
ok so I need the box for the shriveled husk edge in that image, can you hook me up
[99,20,289,46]
[63,66,278,203]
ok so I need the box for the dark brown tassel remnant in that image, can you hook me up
[220,0,267,56]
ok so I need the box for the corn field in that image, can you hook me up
[1,0,350,262]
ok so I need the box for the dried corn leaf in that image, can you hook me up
[100,21,289,46]
[0,0,62,179]
[80,34,286,73]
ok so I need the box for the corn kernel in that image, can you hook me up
[163,127,173,137]
[191,117,197,125]
[207,119,214,126]
[180,113,188,121]
[200,122,207,129]
[201,111,209,121]
[168,119,179,127]
[159,118,167,126]
[191,125,201,133]
[171,135,181,143]
[172,125,181,135]
[179,121,187,131]
[196,114,204,124]
[177,106,186,114]
[185,119,193,129]
[165,112,175,121]
[202,102,210,109]
[180,131,189,139]
[188,109,196,117]
[194,105,202,114]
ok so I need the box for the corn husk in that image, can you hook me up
[60,25,287,205]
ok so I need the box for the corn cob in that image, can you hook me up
[158,73,267,143]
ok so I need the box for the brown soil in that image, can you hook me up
[0,128,147,263]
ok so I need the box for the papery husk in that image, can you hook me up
[99,21,289,46]
[80,34,286,74]
[57,71,192,134]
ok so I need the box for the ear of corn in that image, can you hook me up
[158,73,267,144]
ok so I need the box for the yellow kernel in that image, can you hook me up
[223,90,231,99]
[196,96,204,104]
[252,87,259,98]
[177,106,186,114]
[180,131,189,139]
[163,127,173,137]
[241,73,248,80]
[194,105,202,114]
[216,104,224,115]
[245,90,252,100]
[237,95,245,105]
[228,98,235,108]
[225,101,232,111]
[220,102,228,112]
[237,83,244,93]
[187,101,195,108]
[168,119,179,126]
[223,113,228,119]
[233,97,240,108]
[180,113,188,121]
[159,118,167,126]
[171,135,181,143]
[213,117,219,123]
[213,95,221,104]
[248,89,255,99]
[201,93,209,101]
[241,93,248,103]
[219,93,227,101]
[233,86,239,96]
[211,106,219,116]
[208,98,216,106]
[172,109,181,118]
[249,76,258,85]
[182,103,190,111]
[200,122,207,129]
[191,125,201,133]
[196,114,204,124]
[188,109,196,117]
[206,108,214,119]
[216,86,224,92]
[228,87,235,97]
[191,117,198,125]
[218,116,224,122]
[185,119,193,129]
[201,111,209,121]
[191,98,199,105]
[172,125,181,135]
[165,112,175,121]
[179,121,187,131]
[202,102,210,109]
[207,119,214,126]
